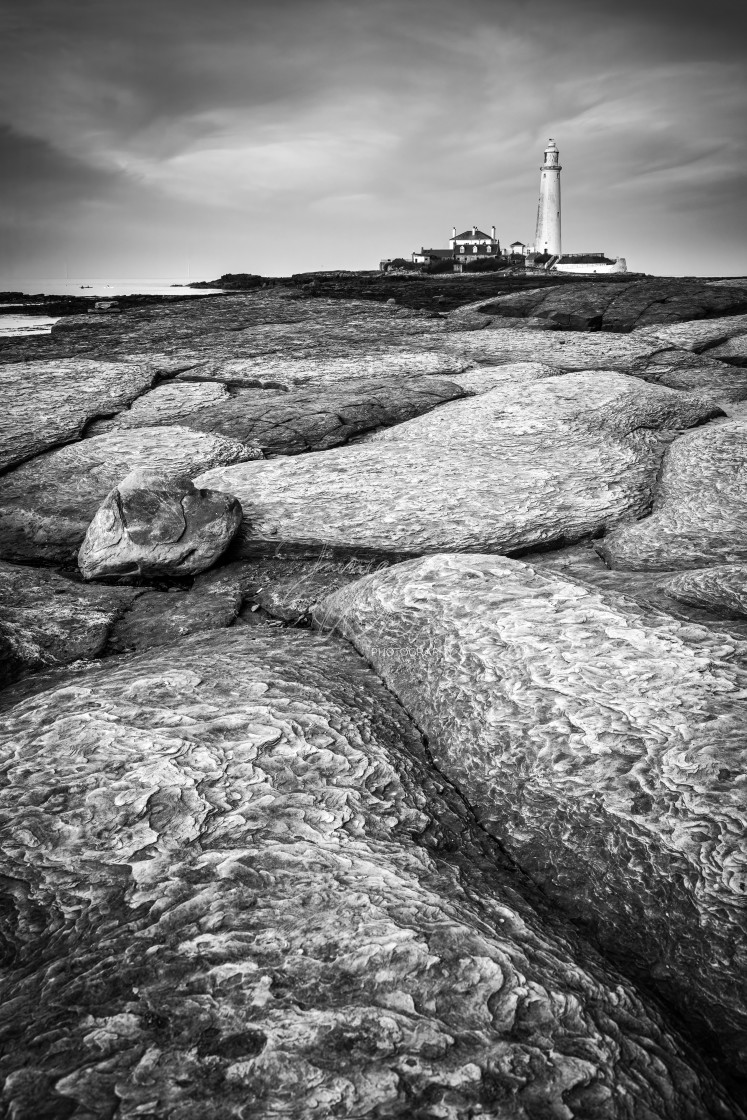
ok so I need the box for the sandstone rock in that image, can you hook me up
[522,542,747,643]
[313,553,747,1081]
[0,358,161,472]
[199,373,720,560]
[457,279,747,332]
[0,560,138,687]
[144,377,467,456]
[86,380,231,435]
[707,335,747,367]
[597,420,747,570]
[105,564,244,652]
[0,628,739,1117]
[664,565,747,618]
[176,349,470,390]
[79,469,243,582]
[0,427,258,566]
[633,313,747,352]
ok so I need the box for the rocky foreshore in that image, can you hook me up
[1,275,747,1118]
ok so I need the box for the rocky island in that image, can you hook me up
[1,273,747,1119]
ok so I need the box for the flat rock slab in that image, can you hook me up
[87,380,231,435]
[597,419,747,570]
[664,565,747,618]
[0,628,740,1118]
[431,329,747,402]
[101,377,467,456]
[455,279,747,332]
[0,358,161,472]
[0,427,258,566]
[708,335,747,367]
[314,553,747,1080]
[633,313,747,352]
[176,349,471,390]
[199,373,720,559]
[0,560,138,687]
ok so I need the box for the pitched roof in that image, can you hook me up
[415,249,454,258]
[453,228,493,240]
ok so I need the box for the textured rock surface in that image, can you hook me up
[633,313,747,352]
[664,565,747,618]
[0,628,740,1118]
[87,380,231,436]
[454,280,747,332]
[707,335,747,367]
[597,419,747,570]
[105,566,245,653]
[522,543,747,643]
[0,560,138,687]
[0,359,162,472]
[314,553,747,1082]
[0,427,257,566]
[200,373,719,559]
[79,469,243,582]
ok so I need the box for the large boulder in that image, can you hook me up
[78,469,243,582]
[597,419,747,570]
[0,358,162,471]
[0,427,259,566]
[0,628,739,1117]
[198,373,720,560]
[664,565,747,618]
[0,560,138,688]
[91,377,468,456]
[313,553,747,1082]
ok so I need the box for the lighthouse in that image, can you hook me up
[534,138,561,256]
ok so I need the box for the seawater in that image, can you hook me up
[0,277,222,337]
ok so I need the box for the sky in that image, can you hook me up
[0,0,745,281]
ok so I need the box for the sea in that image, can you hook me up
[0,277,222,338]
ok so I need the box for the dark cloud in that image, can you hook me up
[0,0,744,279]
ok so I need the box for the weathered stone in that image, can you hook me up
[0,427,258,566]
[597,420,747,570]
[522,542,747,643]
[457,279,747,332]
[200,373,720,560]
[105,565,244,653]
[176,349,471,390]
[430,328,747,403]
[0,358,161,472]
[313,553,747,1081]
[450,360,564,395]
[0,628,739,1117]
[79,469,243,582]
[664,565,747,618]
[633,313,747,352]
[0,560,138,687]
[138,377,467,456]
[707,335,747,367]
[87,380,231,435]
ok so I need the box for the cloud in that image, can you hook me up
[0,0,744,278]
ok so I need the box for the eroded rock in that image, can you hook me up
[0,358,162,472]
[0,427,258,566]
[0,628,740,1117]
[664,565,747,618]
[313,553,747,1081]
[0,560,138,687]
[87,380,231,436]
[597,419,747,570]
[79,469,242,582]
[199,373,720,559]
[633,313,747,352]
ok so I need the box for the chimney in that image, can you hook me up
[472,225,477,236]
[491,225,496,240]
[452,226,456,238]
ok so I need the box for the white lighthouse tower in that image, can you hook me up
[534,138,561,256]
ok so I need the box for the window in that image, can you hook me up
[473,245,478,253]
